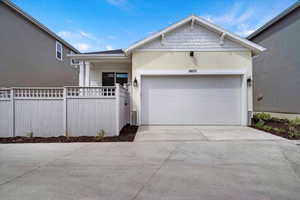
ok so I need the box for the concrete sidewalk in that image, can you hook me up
[0,139,299,200]
[135,126,285,142]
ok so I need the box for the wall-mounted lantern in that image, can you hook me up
[190,51,194,57]
[133,77,138,87]
[247,77,252,87]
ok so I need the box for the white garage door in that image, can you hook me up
[141,75,242,125]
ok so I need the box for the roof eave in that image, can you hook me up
[66,53,130,61]
[2,0,80,53]
[247,1,300,40]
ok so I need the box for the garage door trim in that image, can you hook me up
[137,69,248,126]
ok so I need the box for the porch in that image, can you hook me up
[75,52,132,87]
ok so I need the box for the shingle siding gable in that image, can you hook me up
[138,22,246,50]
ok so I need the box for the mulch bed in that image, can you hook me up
[0,125,138,144]
[252,118,300,140]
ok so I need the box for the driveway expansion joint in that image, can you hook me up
[130,142,182,200]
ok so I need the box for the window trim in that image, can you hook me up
[56,41,63,61]
[102,72,129,86]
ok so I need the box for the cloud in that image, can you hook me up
[58,30,108,52]
[74,43,91,51]
[201,2,264,37]
[105,45,113,50]
[105,0,133,10]
[235,24,256,37]
[202,2,254,26]
[201,1,293,37]
[106,0,127,6]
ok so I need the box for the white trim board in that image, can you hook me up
[137,69,247,76]
[136,70,248,126]
[133,48,250,52]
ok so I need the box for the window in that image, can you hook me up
[56,41,63,61]
[102,72,128,86]
[70,51,79,65]
[102,72,115,86]
[116,73,128,85]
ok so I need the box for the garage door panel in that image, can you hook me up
[141,75,242,125]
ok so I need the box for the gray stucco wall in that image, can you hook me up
[250,7,300,114]
[0,2,78,87]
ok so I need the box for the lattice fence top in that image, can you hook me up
[66,87,116,98]
[0,89,11,100]
[0,86,129,100]
[14,88,64,99]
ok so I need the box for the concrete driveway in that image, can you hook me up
[135,126,285,142]
[0,133,300,199]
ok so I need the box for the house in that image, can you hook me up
[69,15,265,126]
[247,1,300,116]
[0,0,80,87]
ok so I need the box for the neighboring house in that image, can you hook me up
[247,1,300,115]
[69,15,265,126]
[0,0,80,87]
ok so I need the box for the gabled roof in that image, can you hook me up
[84,49,124,55]
[247,1,300,40]
[125,15,266,55]
[1,0,80,53]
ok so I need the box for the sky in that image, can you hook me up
[11,0,297,52]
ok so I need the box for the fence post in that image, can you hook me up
[115,84,120,136]
[63,87,67,136]
[11,88,15,137]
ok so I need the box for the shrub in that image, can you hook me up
[255,120,265,129]
[288,130,300,138]
[263,125,273,132]
[289,117,300,126]
[272,127,280,132]
[26,132,33,138]
[253,112,272,121]
[96,129,105,141]
[278,128,286,133]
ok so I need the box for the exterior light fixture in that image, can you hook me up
[133,78,138,87]
[247,77,252,87]
[190,51,194,57]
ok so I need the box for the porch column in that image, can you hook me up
[79,61,85,86]
[85,61,90,86]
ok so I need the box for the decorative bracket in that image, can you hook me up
[191,18,195,29]
[161,33,165,45]
[220,32,226,46]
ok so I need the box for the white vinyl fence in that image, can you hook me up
[0,85,130,137]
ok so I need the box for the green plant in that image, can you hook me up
[278,128,286,133]
[96,129,105,141]
[253,112,272,121]
[289,117,300,126]
[26,131,34,138]
[272,127,280,133]
[288,130,300,138]
[263,125,273,132]
[255,120,265,129]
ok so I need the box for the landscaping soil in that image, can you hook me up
[0,125,138,144]
[251,119,300,140]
